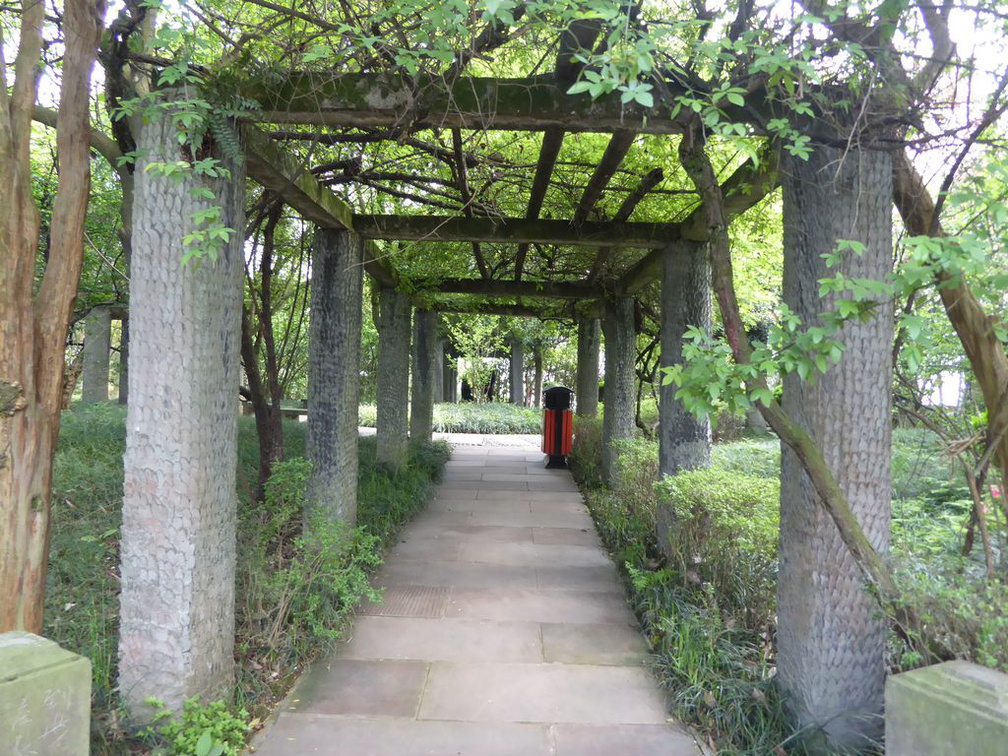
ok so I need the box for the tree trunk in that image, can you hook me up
[410,310,438,443]
[376,289,411,470]
[0,0,104,633]
[509,338,525,406]
[118,314,129,405]
[118,103,244,717]
[892,152,1008,524]
[658,239,712,477]
[601,298,636,484]
[117,170,134,407]
[242,202,286,498]
[241,308,282,499]
[777,146,893,750]
[576,317,601,417]
[82,305,112,402]
[306,229,363,525]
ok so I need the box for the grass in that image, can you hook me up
[45,403,449,754]
[358,401,542,434]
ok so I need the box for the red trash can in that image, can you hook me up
[542,386,574,469]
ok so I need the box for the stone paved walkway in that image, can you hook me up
[251,442,699,756]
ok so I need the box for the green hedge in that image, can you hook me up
[656,469,779,629]
[358,402,542,434]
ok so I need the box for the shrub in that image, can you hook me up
[569,416,604,488]
[711,438,779,479]
[656,469,780,630]
[145,698,248,756]
[235,458,383,674]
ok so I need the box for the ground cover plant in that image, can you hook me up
[359,401,542,435]
[45,404,449,754]
[568,418,1005,754]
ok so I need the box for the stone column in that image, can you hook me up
[575,317,601,417]
[119,106,244,718]
[307,229,363,526]
[376,289,411,469]
[81,305,112,403]
[410,309,438,443]
[658,240,712,477]
[509,338,525,406]
[443,355,458,403]
[601,298,636,484]
[432,338,445,407]
[777,145,893,750]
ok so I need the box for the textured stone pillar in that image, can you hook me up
[575,317,601,417]
[411,310,438,443]
[659,240,711,477]
[443,356,458,402]
[778,146,893,750]
[307,229,363,525]
[601,298,636,484]
[376,289,411,469]
[509,338,525,406]
[81,305,111,403]
[119,108,244,718]
[432,338,445,406]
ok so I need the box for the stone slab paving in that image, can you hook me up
[250,441,699,756]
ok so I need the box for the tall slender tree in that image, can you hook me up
[1,0,106,632]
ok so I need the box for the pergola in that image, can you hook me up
[117,62,893,750]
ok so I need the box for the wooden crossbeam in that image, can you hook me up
[573,131,637,225]
[422,296,603,319]
[353,214,677,248]
[424,300,583,319]
[410,277,599,300]
[586,167,664,283]
[515,127,565,281]
[243,73,701,134]
[242,126,398,287]
[616,154,780,295]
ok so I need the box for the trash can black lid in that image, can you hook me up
[543,385,574,410]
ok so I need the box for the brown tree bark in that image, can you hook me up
[892,153,1008,524]
[241,201,286,498]
[0,0,105,633]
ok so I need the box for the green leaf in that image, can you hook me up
[195,730,213,756]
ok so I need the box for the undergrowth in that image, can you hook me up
[358,401,542,434]
[569,416,1004,754]
[46,404,449,754]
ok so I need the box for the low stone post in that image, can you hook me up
[886,660,1008,755]
[0,632,91,755]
